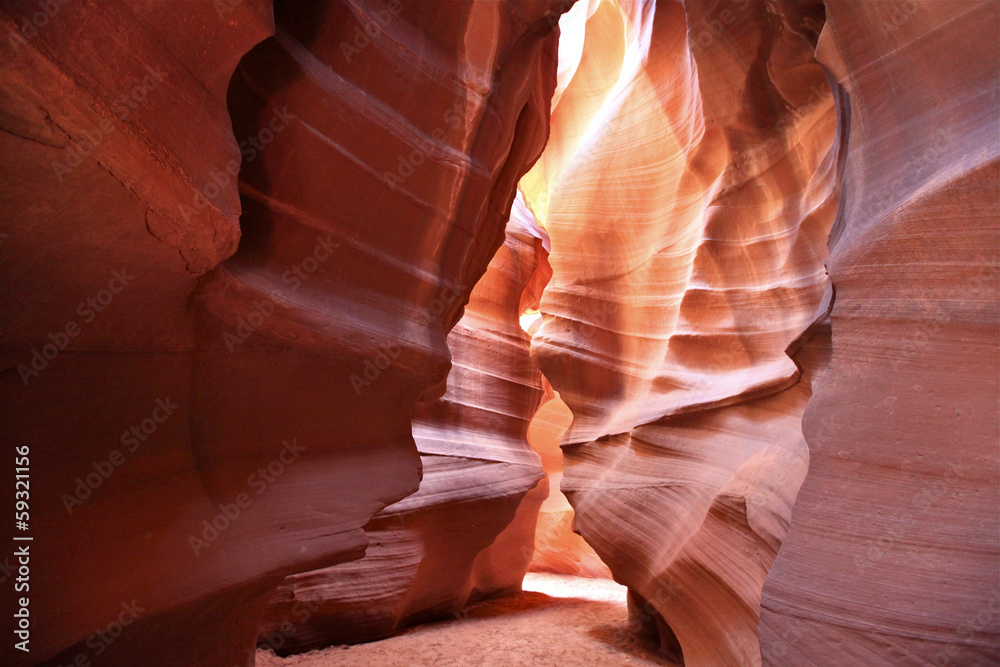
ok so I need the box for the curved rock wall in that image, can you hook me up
[527,390,614,579]
[257,207,551,652]
[0,3,277,664]
[522,1,998,665]
[0,0,566,663]
[523,0,840,664]
[760,2,1000,664]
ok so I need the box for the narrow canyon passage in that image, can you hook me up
[0,1,997,667]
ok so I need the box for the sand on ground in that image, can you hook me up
[255,573,679,666]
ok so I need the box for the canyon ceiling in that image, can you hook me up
[0,1,997,666]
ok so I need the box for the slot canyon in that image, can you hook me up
[0,0,997,665]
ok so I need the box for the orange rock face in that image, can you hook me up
[520,1,997,665]
[527,391,613,579]
[522,0,840,664]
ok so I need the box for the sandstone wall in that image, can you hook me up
[760,2,1000,664]
[523,1,840,664]
[0,0,567,663]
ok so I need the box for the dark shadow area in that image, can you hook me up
[587,624,684,667]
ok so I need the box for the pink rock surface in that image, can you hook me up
[760,2,1000,664]
[527,392,613,579]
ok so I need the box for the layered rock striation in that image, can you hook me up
[0,0,996,665]
[522,1,998,665]
[527,389,614,579]
[524,0,840,664]
[0,0,567,663]
[257,205,551,652]
[760,2,1000,664]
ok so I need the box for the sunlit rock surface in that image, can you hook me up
[527,391,613,579]
[759,2,1000,665]
[523,0,839,664]
[0,0,565,663]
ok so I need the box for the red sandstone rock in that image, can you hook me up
[0,1,565,664]
[527,391,613,579]
[257,217,550,652]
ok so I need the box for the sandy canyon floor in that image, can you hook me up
[256,574,678,666]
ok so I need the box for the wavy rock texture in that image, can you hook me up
[0,0,565,663]
[759,2,1000,665]
[523,0,839,664]
[257,208,550,652]
[2,0,997,665]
